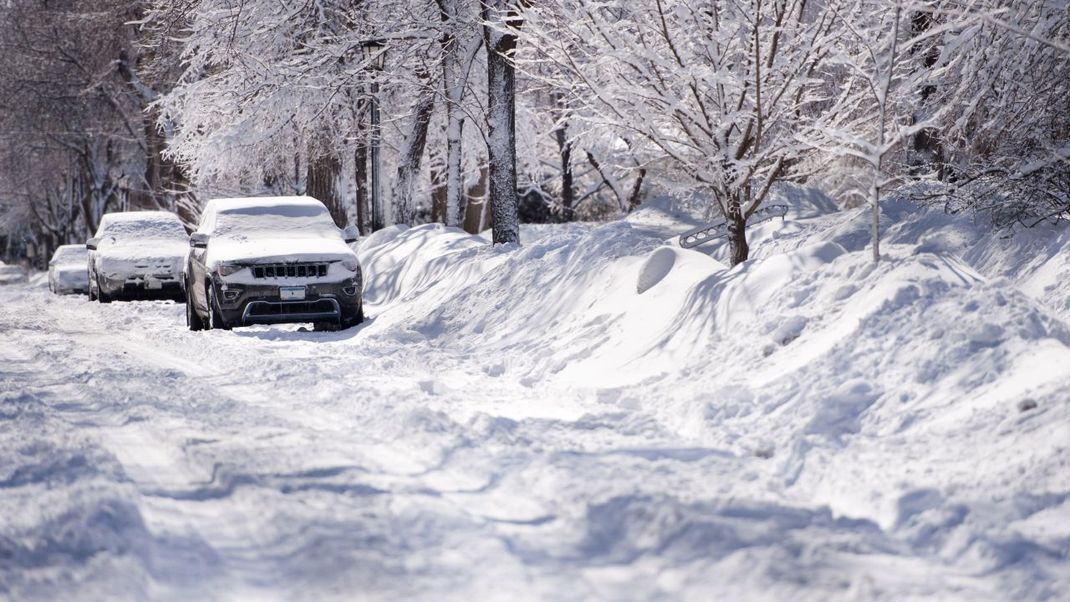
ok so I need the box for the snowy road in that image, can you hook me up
[1,287,604,601]
[3,202,1070,601]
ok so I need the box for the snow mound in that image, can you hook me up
[355,204,1070,598]
[636,246,726,294]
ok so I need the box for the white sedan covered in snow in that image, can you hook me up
[47,244,89,294]
[86,211,189,302]
[184,196,363,331]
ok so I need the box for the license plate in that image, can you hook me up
[280,286,306,301]
[145,279,163,290]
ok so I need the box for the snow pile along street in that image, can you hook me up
[2,188,1069,600]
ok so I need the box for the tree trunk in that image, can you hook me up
[552,92,574,219]
[437,0,482,227]
[306,149,346,227]
[726,192,749,266]
[355,136,369,234]
[462,163,489,234]
[910,10,946,179]
[444,93,467,226]
[391,70,436,226]
[430,162,448,223]
[482,0,523,245]
[627,168,646,213]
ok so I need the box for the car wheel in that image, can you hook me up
[186,280,205,332]
[338,307,364,330]
[97,276,113,303]
[88,272,98,301]
[207,284,230,331]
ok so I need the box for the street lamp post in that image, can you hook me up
[363,41,386,232]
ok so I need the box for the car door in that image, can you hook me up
[187,209,213,311]
[87,221,108,287]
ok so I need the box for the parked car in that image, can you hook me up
[0,260,26,285]
[184,196,363,331]
[48,244,90,294]
[86,211,189,302]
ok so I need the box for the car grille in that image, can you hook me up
[252,263,329,279]
[246,299,337,317]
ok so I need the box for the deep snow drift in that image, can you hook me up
[1,188,1068,601]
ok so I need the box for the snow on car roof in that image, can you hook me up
[204,196,328,218]
[52,244,87,259]
[99,211,183,226]
[97,211,187,239]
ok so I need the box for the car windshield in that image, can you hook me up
[101,216,187,242]
[53,246,87,261]
[212,204,339,239]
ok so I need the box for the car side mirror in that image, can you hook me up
[190,232,209,249]
[86,238,99,251]
[342,225,360,244]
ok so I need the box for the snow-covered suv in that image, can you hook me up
[184,196,363,331]
[86,211,189,302]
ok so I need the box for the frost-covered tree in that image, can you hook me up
[523,0,847,265]
[436,0,484,226]
[0,0,174,263]
[144,0,388,226]
[799,1,928,262]
[920,0,1070,227]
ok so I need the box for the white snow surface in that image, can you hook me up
[2,187,1069,601]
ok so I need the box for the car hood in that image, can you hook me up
[206,236,355,267]
[98,240,189,263]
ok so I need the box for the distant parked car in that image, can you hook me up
[48,244,89,295]
[0,260,26,285]
[86,211,189,302]
[184,196,363,331]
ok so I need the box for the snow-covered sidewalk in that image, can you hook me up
[2,192,1069,601]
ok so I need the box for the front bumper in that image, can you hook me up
[99,273,183,299]
[213,278,362,327]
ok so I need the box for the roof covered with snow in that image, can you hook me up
[95,211,188,240]
[51,245,88,261]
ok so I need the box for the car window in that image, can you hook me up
[198,203,216,234]
[54,246,86,261]
[212,204,338,239]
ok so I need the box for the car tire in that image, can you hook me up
[186,280,205,332]
[88,271,98,301]
[339,306,364,330]
[313,321,340,332]
[97,276,113,303]
[207,284,231,331]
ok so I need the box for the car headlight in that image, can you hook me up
[217,263,242,277]
[341,258,360,272]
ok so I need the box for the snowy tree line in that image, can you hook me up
[0,0,1067,266]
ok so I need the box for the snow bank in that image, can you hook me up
[355,189,1070,598]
